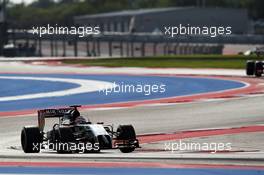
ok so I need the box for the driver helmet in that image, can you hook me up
[74,116,88,124]
[70,109,80,121]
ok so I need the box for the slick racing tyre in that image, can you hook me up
[56,127,74,153]
[117,125,136,153]
[21,126,42,153]
[246,60,255,76]
[255,61,263,77]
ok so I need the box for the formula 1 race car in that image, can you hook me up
[21,105,139,153]
[246,47,264,77]
[246,60,263,77]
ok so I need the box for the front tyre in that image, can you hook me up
[117,125,136,140]
[255,61,263,77]
[119,147,135,153]
[246,60,255,76]
[117,125,137,153]
[21,126,42,153]
[56,127,74,154]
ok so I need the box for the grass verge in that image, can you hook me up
[63,55,262,69]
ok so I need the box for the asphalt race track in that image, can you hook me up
[0,62,263,175]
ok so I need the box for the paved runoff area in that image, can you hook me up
[0,60,263,175]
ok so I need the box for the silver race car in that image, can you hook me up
[21,105,139,153]
[246,47,264,77]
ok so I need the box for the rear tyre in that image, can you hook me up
[255,61,263,77]
[246,60,255,76]
[21,126,42,153]
[117,125,136,153]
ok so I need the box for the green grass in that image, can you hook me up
[63,55,262,69]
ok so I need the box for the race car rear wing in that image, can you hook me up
[38,107,74,131]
